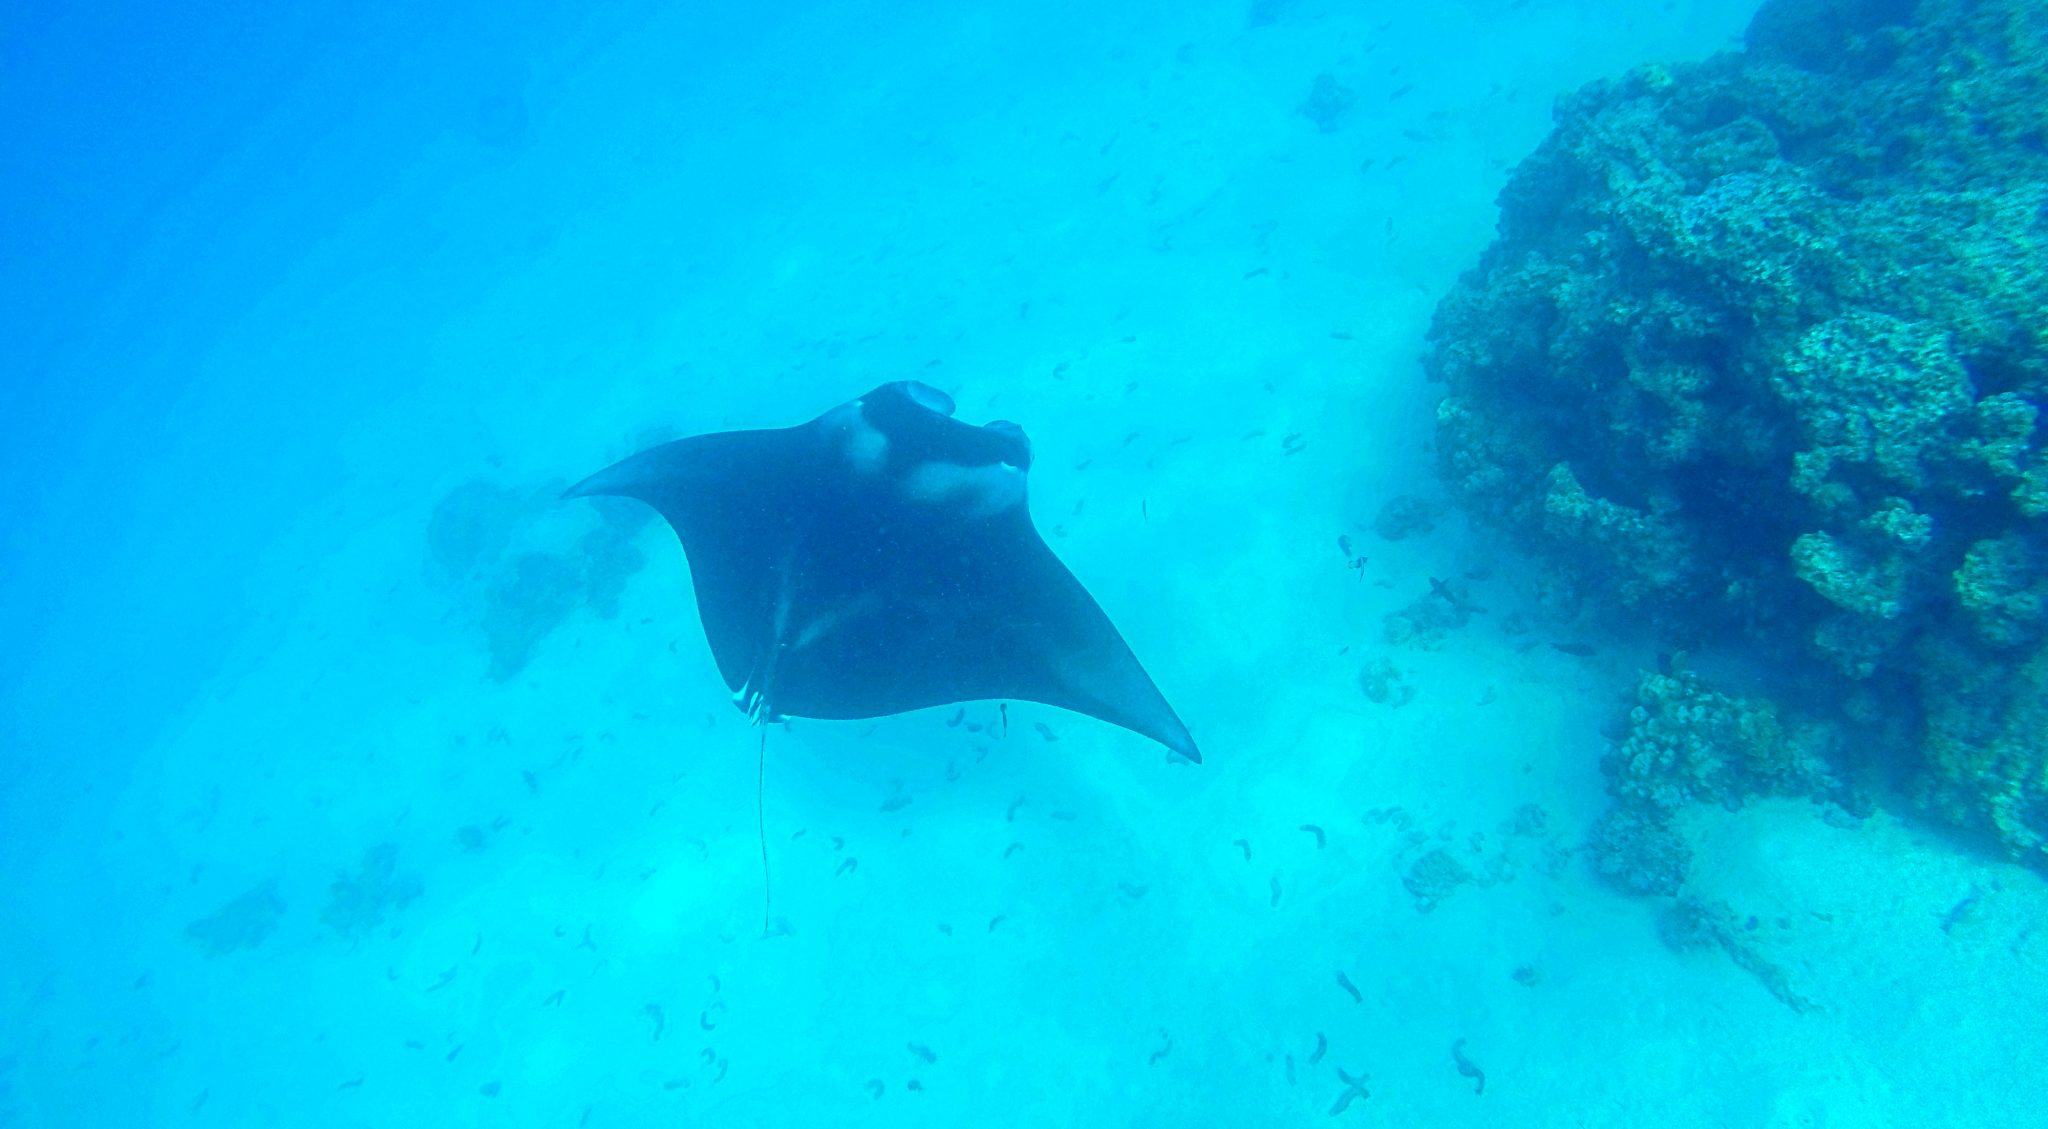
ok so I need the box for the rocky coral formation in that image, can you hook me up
[426,477,653,679]
[184,881,285,957]
[320,844,423,941]
[1427,0,2048,861]
[1590,670,1836,896]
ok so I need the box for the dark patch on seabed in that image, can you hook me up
[424,477,655,679]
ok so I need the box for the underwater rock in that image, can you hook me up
[184,881,285,957]
[426,477,653,681]
[1297,72,1355,134]
[1382,579,1481,649]
[1589,805,1691,897]
[1357,657,1415,706]
[1425,0,2048,863]
[1657,895,1818,1013]
[1401,848,1471,912]
[1370,494,1439,541]
[321,844,424,941]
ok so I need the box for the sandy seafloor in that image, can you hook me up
[4,0,2045,1126]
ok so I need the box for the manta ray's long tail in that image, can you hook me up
[756,723,771,937]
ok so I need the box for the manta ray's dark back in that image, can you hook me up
[565,381,1200,762]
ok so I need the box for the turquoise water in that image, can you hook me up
[5,1,2044,1125]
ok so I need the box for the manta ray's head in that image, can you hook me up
[822,381,1032,517]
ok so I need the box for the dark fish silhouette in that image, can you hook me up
[566,381,1199,761]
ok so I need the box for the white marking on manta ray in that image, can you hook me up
[822,399,888,473]
[903,460,1024,517]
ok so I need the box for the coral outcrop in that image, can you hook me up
[1427,0,2048,861]
[1591,670,1836,896]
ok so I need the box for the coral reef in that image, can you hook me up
[1426,0,2048,861]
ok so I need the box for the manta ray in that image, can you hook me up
[565,380,1199,762]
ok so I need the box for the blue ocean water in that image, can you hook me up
[5,0,2045,1125]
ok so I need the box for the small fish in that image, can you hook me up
[1007,795,1027,822]
[867,1079,885,1099]
[1329,1068,1372,1115]
[1269,874,1283,907]
[1940,887,1983,934]
[643,1003,666,1041]
[1309,1032,1327,1065]
[1301,824,1326,848]
[1242,267,1270,279]
[835,858,859,877]
[1335,971,1361,1003]
[1033,721,1059,742]
[945,708,966,728]
[337,1076,364,1090]
[1118,882,1149,899]
[1549,642,1597,657]
[1234,838,1252,861]
[1003,842,1025,859]
[424,965,458,993]
[541,989,564,1007]
[1452,1038,1486,1095]
[908,1042,937,1064]
[988,914,1007,932]
[1148,1029,1173,1065]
